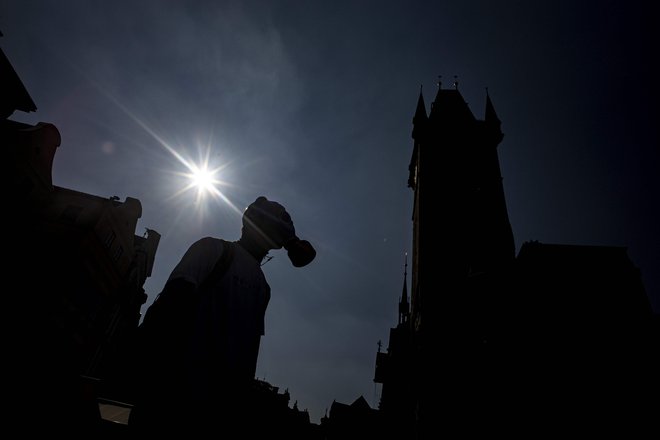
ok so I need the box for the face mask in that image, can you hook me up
[284,238,316,267]
[244,196,316,267]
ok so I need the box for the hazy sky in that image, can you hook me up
[3,0,658,423]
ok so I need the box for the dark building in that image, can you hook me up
[375,82,659,437]
[320,396,383,439]
[373,258,413,436]
[2,35,160,432]
[221,378,322,439]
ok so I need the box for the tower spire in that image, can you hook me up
[485,88,503,143]
[413,89,428,126]
[412,87,428,142]
[399,253,409,325]
[485,88,501,125]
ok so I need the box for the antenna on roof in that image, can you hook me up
[453,75,459,90]
[437,75,442,89]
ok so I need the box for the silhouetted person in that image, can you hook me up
[128,196,315,434]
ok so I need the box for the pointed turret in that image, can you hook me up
[485,90,500,124]
[412,86,427,140]
[398,254,409,325]
[409,88,427,189]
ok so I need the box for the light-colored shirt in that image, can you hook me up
[168,236,270,385]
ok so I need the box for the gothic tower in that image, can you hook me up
[377,79,658,438]
[407,81,515,434]
[408,81,514,332]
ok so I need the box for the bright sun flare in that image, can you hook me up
[101,93,239,212]
[191,166,215,193]
[187,163,220,198]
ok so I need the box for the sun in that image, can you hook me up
[164,145,238,212]
[184,162,222,200]
[189,164,216,195]
[98,92,242,213]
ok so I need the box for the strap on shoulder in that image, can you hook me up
[197,239,236,293]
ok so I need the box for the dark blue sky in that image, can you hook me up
[3,0,658,422]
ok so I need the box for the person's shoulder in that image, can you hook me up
[193,236,222,246]
[169,237,228,285]
[188,236,227,256]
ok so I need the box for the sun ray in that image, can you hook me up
[90,81,245,213]
[165,182,198,202]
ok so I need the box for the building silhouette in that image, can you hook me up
[373,257,413,435]
[375,82,660,437]
[320,395,383,439]
[2,34,160,433]
[246,379,323,439]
